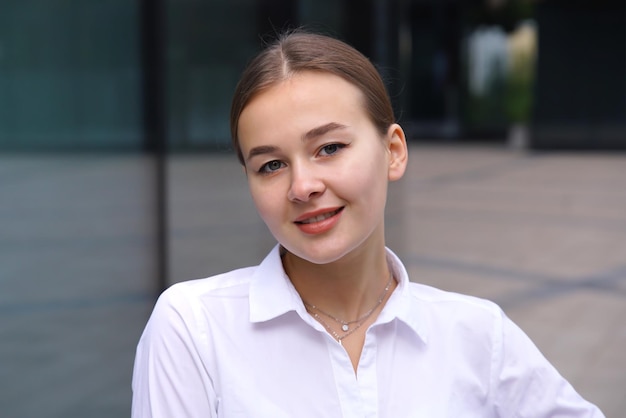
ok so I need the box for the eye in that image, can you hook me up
[259,160,285,174]
[319,143,345,157]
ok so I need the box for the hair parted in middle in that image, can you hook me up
[230,30,396,165]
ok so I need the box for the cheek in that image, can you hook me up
[248,182,282,225]
[341,148,388,197]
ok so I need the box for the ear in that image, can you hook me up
[385,123,408,182]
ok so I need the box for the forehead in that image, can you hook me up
[238,71,367,134]
[255,70,362,105]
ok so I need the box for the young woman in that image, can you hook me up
[132,31,604,417]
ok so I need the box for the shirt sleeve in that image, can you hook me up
[492,309,605,418]
[131,284,218,418]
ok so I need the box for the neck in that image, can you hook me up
[282,245,394,321]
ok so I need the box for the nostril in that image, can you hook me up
[288,180,325,202]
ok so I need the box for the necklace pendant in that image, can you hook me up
[341,324,349,332]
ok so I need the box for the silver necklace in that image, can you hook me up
[309,311,366,345]
[303,265,394,339]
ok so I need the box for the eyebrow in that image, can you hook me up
[245,122,348,163]
[245,145,278,163]
[302,122,348,142]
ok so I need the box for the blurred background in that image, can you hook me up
[1,0,624,416]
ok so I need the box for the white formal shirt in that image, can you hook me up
[132,245,604,417]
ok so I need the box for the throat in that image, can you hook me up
[301,264,395,345]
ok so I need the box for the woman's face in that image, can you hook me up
[237,71,407,264]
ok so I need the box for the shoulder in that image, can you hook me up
[386,247,505,338]
[407,281,501,315]
[162,266,256,301]
[403,282,506,338]
[149,266,258,327]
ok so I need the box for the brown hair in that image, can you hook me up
[229,31,395,164]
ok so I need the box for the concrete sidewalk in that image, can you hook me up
[1,144,624,416]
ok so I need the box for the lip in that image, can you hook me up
[294,206,344,234]
[294,207,344,223]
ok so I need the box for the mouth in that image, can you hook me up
[295,207,344,224]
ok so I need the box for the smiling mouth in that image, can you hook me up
[296,208,343,224]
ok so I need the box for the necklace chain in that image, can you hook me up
[303,264,394,343]
[309,311,365,345]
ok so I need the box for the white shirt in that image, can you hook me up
[132,245,604,417]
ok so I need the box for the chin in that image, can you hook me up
[282,240,357,265]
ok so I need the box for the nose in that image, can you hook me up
[287,163,325,202]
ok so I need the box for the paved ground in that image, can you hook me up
[1,144,624,417]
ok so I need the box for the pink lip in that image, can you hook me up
[294,207,344,235]
[294,207,344,223]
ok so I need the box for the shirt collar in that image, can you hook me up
[249,245,305,323]
[379,248,431,345]
[249,245,430,344]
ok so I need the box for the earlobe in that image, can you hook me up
[386,124,408,181]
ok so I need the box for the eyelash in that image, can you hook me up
[256,143,347,175]
[258,160,285,174]
[319,143,346,156]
